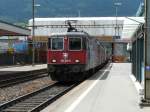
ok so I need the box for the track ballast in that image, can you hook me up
[0,82,77,112]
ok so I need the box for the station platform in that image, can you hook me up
[0,64,47,72]
[41,63,150,112]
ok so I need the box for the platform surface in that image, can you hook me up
[41,63,150,112]
[0,64,47,72]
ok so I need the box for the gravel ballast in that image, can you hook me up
[0,76,54,104]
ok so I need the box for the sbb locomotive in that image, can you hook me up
[47,25,108,81]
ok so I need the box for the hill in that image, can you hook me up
[0,0,141,23]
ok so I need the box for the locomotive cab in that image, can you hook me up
[47,32,88,81]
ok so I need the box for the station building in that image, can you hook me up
[0,20,30,65]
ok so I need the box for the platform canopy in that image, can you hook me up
[121,17,144,39]
[0,20,30,36]
[28,17,144,43]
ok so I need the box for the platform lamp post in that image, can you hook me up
[111,2,122,62]
[32,0,35,66]
[78,10,81,17]
[32,0,40,66]
[114,2,122,37]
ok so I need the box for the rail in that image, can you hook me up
[0,69,47,88]
[0,82,78,112]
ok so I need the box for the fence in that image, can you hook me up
[0,50,47,66]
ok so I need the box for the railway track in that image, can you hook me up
[0,82,77,112]
[0,70,47,88]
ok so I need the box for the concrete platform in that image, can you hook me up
[41,63,150,112]
[0,64,47,72]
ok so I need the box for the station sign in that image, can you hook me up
[112,36,121,39]
[95,36,131,43]
[113,39,132,43]
[95,36,113,42]
[33,36,48,42]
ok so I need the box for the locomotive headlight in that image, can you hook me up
[52,59,56,63]
[75,59,80,63]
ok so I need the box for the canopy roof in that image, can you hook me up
[29,17,144,42]
[0,20,30,36]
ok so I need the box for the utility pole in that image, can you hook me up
[32,0,35,66]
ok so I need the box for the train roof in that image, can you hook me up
[49,31,89,37]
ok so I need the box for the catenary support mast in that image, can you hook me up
[144,0,150,102]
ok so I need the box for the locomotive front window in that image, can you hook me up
[51,38,64,50]
[69,38,81,50]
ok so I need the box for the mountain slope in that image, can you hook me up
[0,0,141,23]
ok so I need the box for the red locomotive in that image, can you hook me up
[47,23,108,81]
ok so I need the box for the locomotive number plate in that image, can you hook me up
[60,59,71,62]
